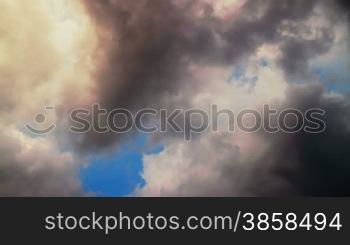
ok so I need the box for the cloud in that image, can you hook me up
[337,0,350,13]
[0,0,349,196]
[257,84,350,196]
[138,84,350,196]
[78,0,346,150]
[0,0,95,196]
[0,126,83,196]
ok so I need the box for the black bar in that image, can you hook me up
[0,198,348,243]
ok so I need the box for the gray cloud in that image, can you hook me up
[253,84,350,196]
[1,0,349,196]
[71,1,350,197]
[77,0,346,151]
[338,0,350,13]
[0,130,83,197]
[139,84,350,196]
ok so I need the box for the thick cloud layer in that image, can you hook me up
[0,0,95,196]
[261,85,350,196]
[78,0,346,150]
[138,85,350,196]
[1,0,349,196]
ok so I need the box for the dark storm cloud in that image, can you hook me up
[71,0,350,197]
[84,0,319,107]
[251,85,350,196]
[277,27,335,80]
[337,0,350,13]
[206,85,350,197]
[77,0,344,150]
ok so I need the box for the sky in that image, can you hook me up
[80,134,164,196]
[0,0,350,196]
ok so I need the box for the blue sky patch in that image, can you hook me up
[79,134,164,197]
